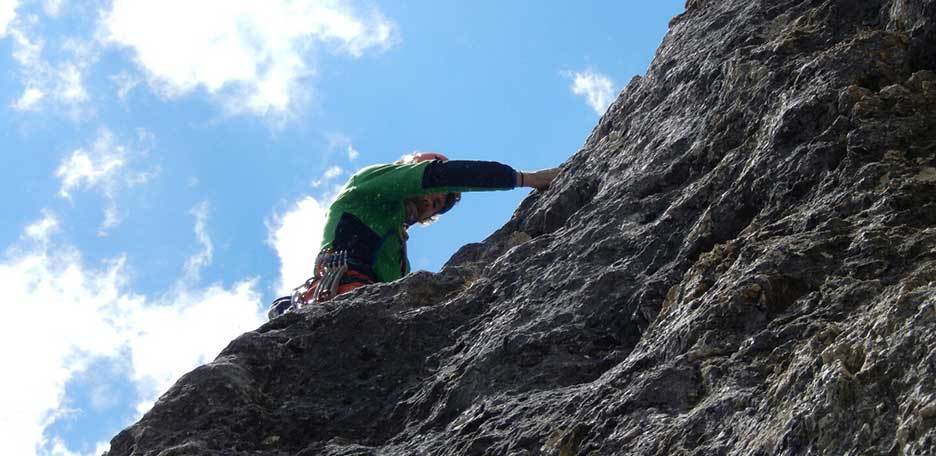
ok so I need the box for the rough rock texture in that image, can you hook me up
[107,0,936,454]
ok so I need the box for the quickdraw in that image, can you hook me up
[293,249,348,309]
[267,248,373,320]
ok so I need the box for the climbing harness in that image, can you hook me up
[296,249,348,308]
[268,249,377,320]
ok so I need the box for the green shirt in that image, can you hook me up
[320,160,517,282]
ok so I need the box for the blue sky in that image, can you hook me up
[0,1,683,454]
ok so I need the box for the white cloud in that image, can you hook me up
[326,133,361,161]
[25,211,59,241]
[347,144,360,160]
[569,70,616,115]
[124,280,262,414]
[46,438,109,456]
[8,23,95,114]
[110,71,141,99]
[0,211,265,456]
[13,86,43,110]
[102,0,398,115]
[312,165,344,188]
[0,0,17,36]
[57,63,87,103]
[10,24,41,68]
[0,239,133,455]
[183,202,213,284]
[324,166,343,179]
[56,131,127,199]
[42,0,63,17]
[267,196,329,294]
[54,129,156,234]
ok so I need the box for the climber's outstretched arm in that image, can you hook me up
[358,160,560,199]
[422,161,560,192]
[515,167,560,191]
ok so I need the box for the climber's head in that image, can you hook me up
[404,191,461,226]
[404,192,453,224]
[397,151,450,164]
[398,151,462,225]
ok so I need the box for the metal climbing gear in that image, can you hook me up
[292,249,349,309]
[267,295,293,320]
[266,249,354,320]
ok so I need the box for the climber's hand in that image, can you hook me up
[520,167,560,191]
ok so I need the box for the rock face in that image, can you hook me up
[107,0,936,454]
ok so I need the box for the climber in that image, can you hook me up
[267,152,559,319]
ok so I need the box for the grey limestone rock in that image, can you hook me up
[107,0,936,454]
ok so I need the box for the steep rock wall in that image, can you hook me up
[107,0,936,454]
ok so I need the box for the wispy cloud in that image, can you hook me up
[0,0,18,36]
[8,22,96,115]
[312,165,344,188]
[24,210,59,241]
[324,166,344,180]
[183,202,213,284]
[41,0,63,17]
[124,203,264,414]
[568,70,616,115]
[326,133,361,161]
[101,0,398,116]
[55,129,157,234]
[347,144,360,160]
[111,71,141,99]
[13,86,44,110]
[56,132,127,199]
[0,210,264,455]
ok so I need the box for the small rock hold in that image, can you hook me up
[917,402,936,419]
[620,428,641,443]
[906,70,936,91]
[853,96,886,117]
[815,326,841,345]
[896,422,913,444]
[912,167,936,184]
[262,435,280,445]
[858,422,871,441]
[741,283,763,301]
[687,348,712,362]
[879,84,911,100]
[820,342,866,374]
[923,81,936,103]
[508,231,533,248]
[839,85,872,112]
[882,150,905,161]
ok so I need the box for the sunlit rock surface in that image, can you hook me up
[107,0,936,454]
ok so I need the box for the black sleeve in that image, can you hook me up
[421,160,518,190]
